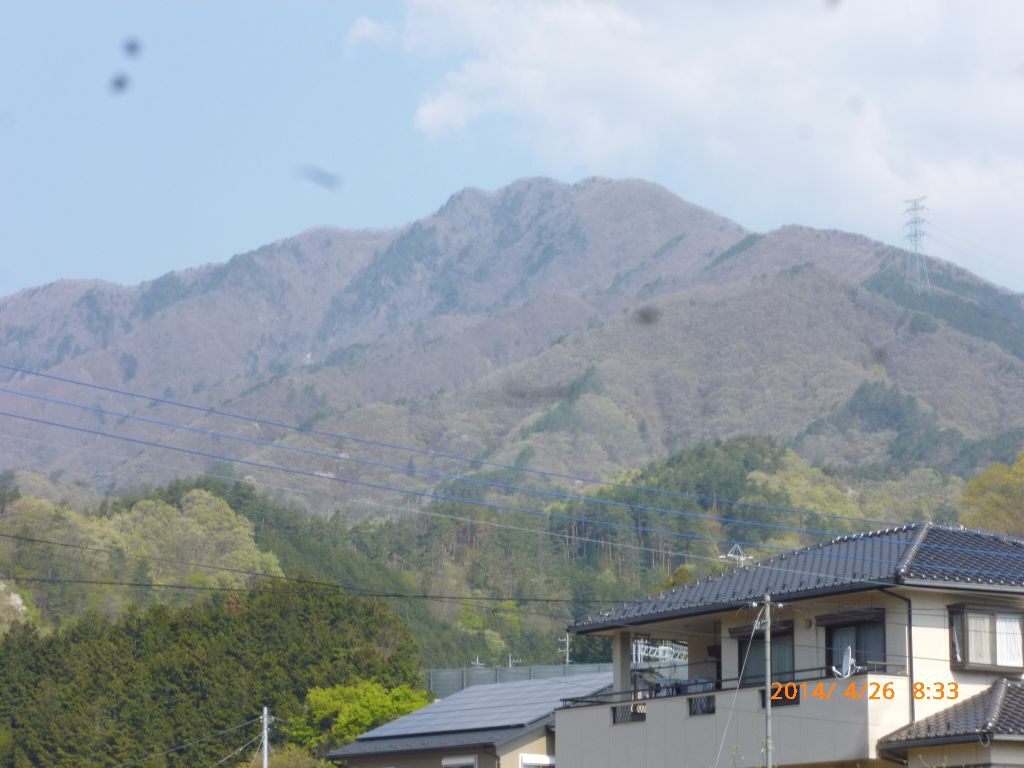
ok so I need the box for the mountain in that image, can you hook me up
[0,177,1022,513]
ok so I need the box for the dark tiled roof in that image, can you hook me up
[573,523,1024,632]
[878,678,1024,754]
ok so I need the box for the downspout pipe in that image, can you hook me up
[880,587,915,725]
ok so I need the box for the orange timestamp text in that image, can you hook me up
[769,680,960,702]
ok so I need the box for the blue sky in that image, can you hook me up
[2,1,1022,295]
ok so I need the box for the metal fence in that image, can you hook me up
[423,663,614,699]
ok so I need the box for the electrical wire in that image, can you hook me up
[6,385,1024,626]
[8,528,1015,641]
[2,561,1005,672]
[0,425,887,594]
[0,362,908,526]
[714,607,763,768]
[206,733,263,768]
[111,717,261,767]
[0,426,715,568]
[4,379,1021,574]
[1,407,907,572]
[7,406,1022,587]
[0,383,903,537]
[2,573,612,608]
[8,417,1024,618]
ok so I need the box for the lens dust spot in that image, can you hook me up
[632,305,662,325]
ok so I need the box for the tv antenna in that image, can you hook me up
[904,196,931,294]
[719,543,752,566]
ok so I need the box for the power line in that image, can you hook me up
[0,407,853,557]
[206,733,263,768]
[93,538,1022,677]
[5,407,1024,585]
[0,362,904,526]
[714,607,763,768]
[12,511,1024,621]
[0,425,885,597]
[0,383,900,537]
[0,426,714,570]
[4,542,1011,669]
[0,418,685,570]
[0,407,953,585]
[3,573,610,607]
[111,717,261,767]
[13,527,1024,623]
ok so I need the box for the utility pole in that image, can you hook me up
[559,632,572,665]
[904,196,931,294]
[764,594,773,768]
[262,706,269,768]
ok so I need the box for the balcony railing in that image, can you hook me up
[562,663,907,725]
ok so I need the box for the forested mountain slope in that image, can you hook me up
[0,177,1021,514]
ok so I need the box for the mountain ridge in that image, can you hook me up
[0,177,1021,511]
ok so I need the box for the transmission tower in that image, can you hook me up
[903,196,931,294]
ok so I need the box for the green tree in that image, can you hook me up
[960,451,1024,534]
[294,680,431,749]
[0,584,424,766]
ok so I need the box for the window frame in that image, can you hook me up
[948,605,1024,673]
[736,628,795,688]
[441,756,478,768]
[824,620,886,672]
[519,754,555,767]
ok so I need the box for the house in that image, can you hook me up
[328,672,611,768]
[877,678,1024,766]
[556,523,1024,768]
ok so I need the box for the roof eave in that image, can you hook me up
[899,579,1024,594]
[328,727,527,760]
[875,730,1024,757]
[573,581,890,635]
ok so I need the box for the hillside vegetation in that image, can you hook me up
[0,586,422,767]
[2,436,1014,765]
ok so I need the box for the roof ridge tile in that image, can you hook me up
[895,523,931,578]
[984,678,1011,732]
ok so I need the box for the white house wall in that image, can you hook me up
[906,587,1024,720]
[560,585,1024,767]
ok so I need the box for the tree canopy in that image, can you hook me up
[0,584,423,767]
[960,451,1024,534]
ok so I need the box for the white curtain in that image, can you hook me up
[951,617,963,663]
[996,614,1023,667]
[968,613,993,665]
[831,626,857,668]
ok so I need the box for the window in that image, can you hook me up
[519,754,555,767]
[826,621,885,671]
[737,632,794,686]
[949,607,1024,671]
[441,756,478,768]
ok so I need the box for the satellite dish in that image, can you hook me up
[832,645,866,678]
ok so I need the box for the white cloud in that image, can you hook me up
[346,15,397,49]
[388,0,1024,289]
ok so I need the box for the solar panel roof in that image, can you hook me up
[358,672,611,739]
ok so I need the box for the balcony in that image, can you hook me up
[557,667,910,768]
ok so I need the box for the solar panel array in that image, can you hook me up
[362,672,611,739]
